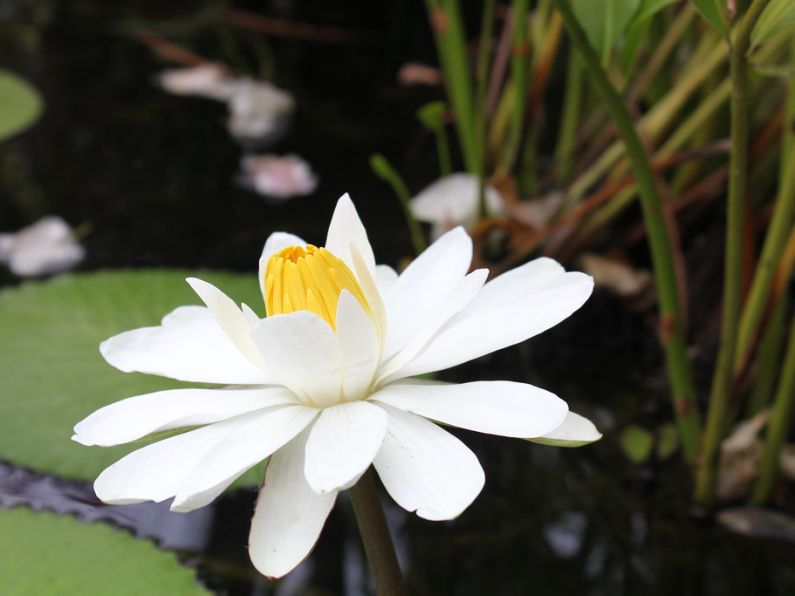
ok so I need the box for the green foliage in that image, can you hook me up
[0,69,43,142]
[572,0,640,65]
[689,0,729,35]
[0,508,210,595]
[0,270,264,485]
[622,0,680,72]
[752,0,795,48]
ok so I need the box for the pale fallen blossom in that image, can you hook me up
[226,80,294,142]
[239,154,318,199]
[0,216,84,277]
[156,64,238,101]
[74,193,599,579]
[410,173,505,239]
[397,62,442,86]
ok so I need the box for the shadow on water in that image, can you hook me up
[2,1,795,594]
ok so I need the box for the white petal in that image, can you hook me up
[529,411,602,447]
[171,405,318,512]
[350,243,388,345]
[258,231,307,299]
[251,311,342,408]
[375,264,399,294]
[377,269,487,383]
[325,193,376,277]
[304,401,387,494]
[101,305,270,384]
[396,257,594,377]
[249,428,337,579]
[373,404,484,521]
[73,386,298,447]
[336,292,380,400]
[382,227,472,360]
[93,415,245,505]
[186,277,268,370]
[372,379,568,439]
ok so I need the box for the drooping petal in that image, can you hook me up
[529,411,602,447]
[93,414,250,505]
[325,193,377,277]
[394,257,594,378]
[304,401,387,494]
[373,404,484,521]
[377,269,487,383]
[371,379,568,439]
[73,386,298,447]
[100,305,270,384]
[335,292,380,400]
[171,405,318,512]
[381,227,472,360]
[249,428,337,579]
[375,264,398,295]
[250,311,342,408]
[258,231,307,298]
[186,277,268,370]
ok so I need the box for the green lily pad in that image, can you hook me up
[0,270,265,485]
[0,69,43,142]
[0,507,210,595]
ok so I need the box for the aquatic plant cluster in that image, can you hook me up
[1,0,795,594]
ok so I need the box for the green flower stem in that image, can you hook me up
[369,154,427,256]
[425,0,478,173]
[752,316,795,504]
[475,0,496,218]
[349,469,407,596]
[552,0,701,461]
[418,102,452,177]
[694,0,773,508]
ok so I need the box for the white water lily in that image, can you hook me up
[73,194,599,579]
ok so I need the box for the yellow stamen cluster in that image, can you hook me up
[265,245,370,329]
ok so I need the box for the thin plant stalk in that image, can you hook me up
[425,0,478,173]
[751,315,795,504]
[552,0,701,461]
[694,0,773,508]
[418,102,452,177]
[475,0,496,218]
[747,296,788,415]
[554,49,583,181]
[734,148,795,370]
[349,469,407,596]
[497,0,530,175]
[369,154,427,256]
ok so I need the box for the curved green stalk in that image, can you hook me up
[552,0,701,461]
[694,0,773,508]
[349,469,407,596]
[554,49,583,180]
[370,154,427,256]
[747,296,788,415]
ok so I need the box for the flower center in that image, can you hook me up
[264,244,370,328]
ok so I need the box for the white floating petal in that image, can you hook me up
[0,216,84,277]
[240,154,318,199]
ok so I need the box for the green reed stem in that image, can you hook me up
[694,0,773,508]
[425,0,478,173]
[554,49,583,181]
[475,0,496,218]
[349,469,407,596]
[747,296,788,415]
[752,316,795,504]
[553,0,701,461]
[498,0,530,175]
[369,154,427,256]
[735,148,795,370]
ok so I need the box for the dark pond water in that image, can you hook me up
[2,1,795,595]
